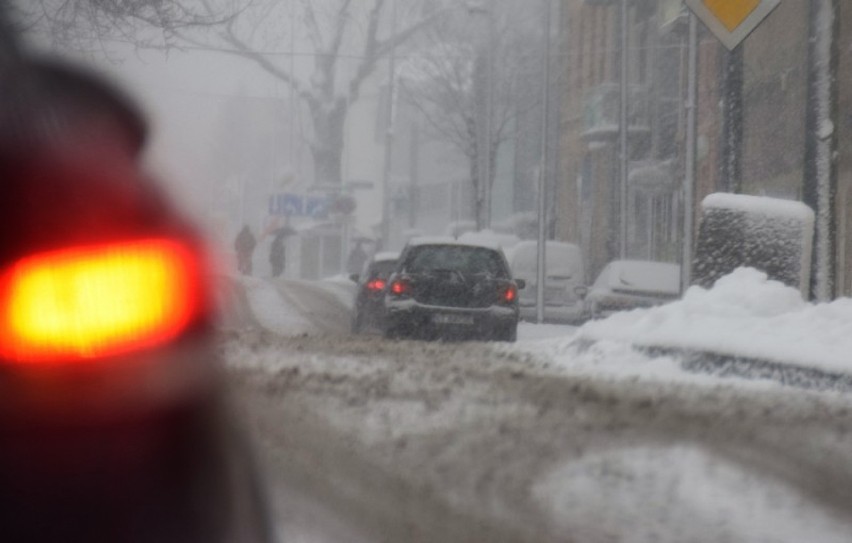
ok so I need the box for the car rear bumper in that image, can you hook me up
[385,300,518,339]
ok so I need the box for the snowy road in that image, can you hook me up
[220,276,852,542]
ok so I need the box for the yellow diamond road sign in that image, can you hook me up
[685,0,780,50]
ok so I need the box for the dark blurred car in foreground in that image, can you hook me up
[506,240,586,324]
[350,251,399,334]
[383,238,523,341]
[0,58,272,542]
[585,260,681,319]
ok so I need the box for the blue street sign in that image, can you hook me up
[306,196,328,219]
[269,193,304,216]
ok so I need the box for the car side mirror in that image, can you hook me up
[349,273,359,283]
[515,279,526,290]
[574,285,589,299]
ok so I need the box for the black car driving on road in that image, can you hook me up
[383,238,523,342]
[351,251,399,334]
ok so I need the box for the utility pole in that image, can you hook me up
[409,123,420,228]
[618,0,629,259]
[484,3,495,229]
[469,1,493,231]
[804,0,838,301]
[682,10,698,291]
[536,0,552,324]
[380,0,398,249]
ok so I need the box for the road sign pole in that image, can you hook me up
[804,0,839,301]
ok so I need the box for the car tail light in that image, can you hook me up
[389,279,411,297]
[0,238,203,363]
[367,279,386,291]
[502,285,518,303]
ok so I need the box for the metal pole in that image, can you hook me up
[804,0,838,301]
[484,6,495,229]
[618,0,629,259]
[682,12,698,291]
[290,0,296,179]
[536,0,552,324]
[720,46,743,193]
[380,0,398,249]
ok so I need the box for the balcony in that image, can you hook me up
[582,82,651,144]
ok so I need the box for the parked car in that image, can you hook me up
[506,241,586,324]
[585,260,681,319]
[350,251,399,334]
[383,238,523,341]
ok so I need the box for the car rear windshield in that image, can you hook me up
[368,260,397,279]
[403,245,509,278]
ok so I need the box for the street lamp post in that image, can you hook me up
[468,1,494,231]
[536,0,553,324]
[380,0,398,250]
[484,4,494,229]
[618,0,629,259]
[682,11,698,291]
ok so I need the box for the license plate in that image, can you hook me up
[432,313,474,325]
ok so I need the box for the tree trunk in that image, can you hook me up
[310,100,347,186]
[468,149,483,230]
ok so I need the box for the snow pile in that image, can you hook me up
[535,444,852,543]
[692,193,813,295]
[578,267,852,372]
[241,276,317,335]
[221,275,356,336]
[702,192,813,221]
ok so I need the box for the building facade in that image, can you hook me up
[556,0,852,298]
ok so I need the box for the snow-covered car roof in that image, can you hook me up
[406,236,502,251]
[594,260,681,296]
[371,251,400,263]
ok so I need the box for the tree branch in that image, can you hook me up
[174,27,316,108]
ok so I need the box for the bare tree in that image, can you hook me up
[15,0,435,186]
[398,0,539,229]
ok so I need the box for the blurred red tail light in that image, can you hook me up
[367,279,386,291]
[502,285,517,303]
[389,279,411,297]
[0,238,203,363]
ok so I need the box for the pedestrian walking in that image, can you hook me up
[347,239,368,276]
[235,224,256,275]
[270,230,286,278]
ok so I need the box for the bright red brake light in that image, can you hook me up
[367,279,386,291]
[503,285,517,303]
[390,279,410,296]
[0,239,203,363]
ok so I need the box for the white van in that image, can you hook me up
[505,241,585,324]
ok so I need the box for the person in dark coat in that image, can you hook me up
[235,225,256,275]
[269,231,286,278]
[346,239,368,276]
